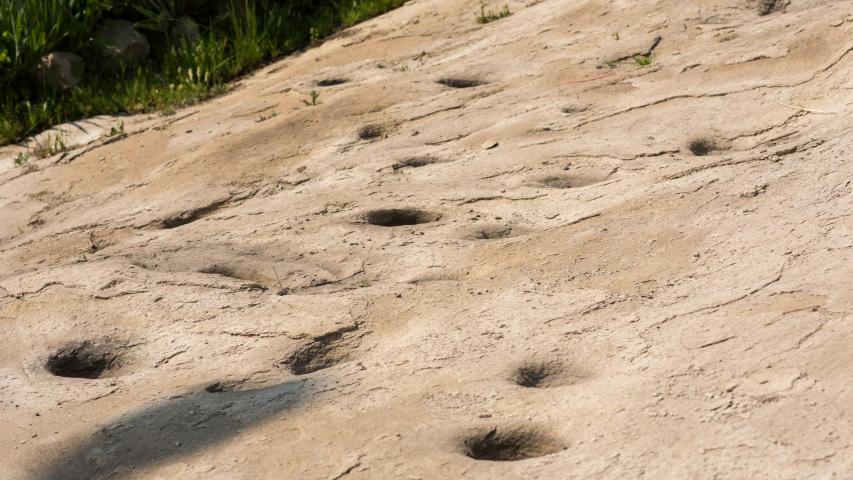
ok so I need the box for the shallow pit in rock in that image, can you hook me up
[512,360,582,388]
[536,172,607,189]
[364,208,441,227]
[197,264,238,277]
[358,124,386,141]
[467,224,518,240]
[687,137,726,156]
[392,156,443,170]
[437,77,485,89]
[195,263,268,290]
[561,105,588,114]
[282,326,360,375]
[157,200,226,229]
[316,78,348,87]
[205,379,252,393]
[45,340,128,379]
[757,0,781,15]
[462,426,564,461]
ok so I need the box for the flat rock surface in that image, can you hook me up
[1,0,852,478]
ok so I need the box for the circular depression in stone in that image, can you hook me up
[437,77,486,88]
[687,137,727,156]
[316,78,348,87]
[364,208,441,227]
[45,340,129,379]
[512,360,583,388]
[461,426,564,461]
[537,172,607,189]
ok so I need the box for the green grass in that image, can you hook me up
[475,3,511,24]
[301,90,320,106]
[32,131,67,158]
[633,54,652,67]
[14,151,30,166]
[0,0,407,146]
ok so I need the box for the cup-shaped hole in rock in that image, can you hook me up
[45,340,129,379]
[687,137,726,156]
[358,124,386,140]
[512,360,582,388]
[281,326,361,375]
[316,78,348,87]
[156,200,226,229]
[392,156,442,170]
[205,379,255,393]
[437,77,485,88]
[757,0,780,15]
[364,208,441,227]
[469,224,517,240]
[537,172,607,189]
[462,426,564,461]
[197,264,237,277]
[561,105,588,114]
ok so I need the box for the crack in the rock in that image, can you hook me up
[9,281,63,299]
[646,265,785,332]
[575,44,853,130]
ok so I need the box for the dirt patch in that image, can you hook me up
[461,426,563,461]
[364,208,441,227]
[316,78,349,87]
[45,340,130,379]
[282,325,361,375]
[512,360,582,388]
[437,77,485,88]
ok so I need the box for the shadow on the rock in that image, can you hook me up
[36,379,309,480]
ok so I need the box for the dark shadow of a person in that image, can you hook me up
[35,379,309,480]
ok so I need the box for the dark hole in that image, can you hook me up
[462,427,563,461]
[364,208,440,227]
[198,264,237,278]
[515,365,551,387]
[688,138,717,156]
[392,156,440,170]
[358,124,386,141]
[282,341,338,375]
[513,362,565,388]
[437,78,485,89]
[513,360,584,388]
[282,326,358,375]
[316,78,348,87]
[46,341,123,379]
[757,0,778,15]
[158,201,225,229]
[160,213,201,229]
[205,381,241,393]
[205,382,228,393]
